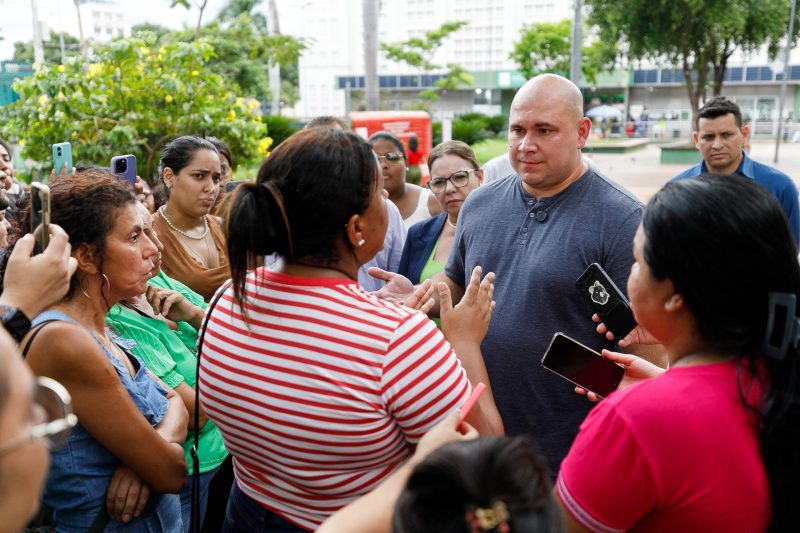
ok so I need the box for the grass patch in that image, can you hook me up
[471,138,507,164]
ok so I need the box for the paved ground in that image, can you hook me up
[587,140,800,203]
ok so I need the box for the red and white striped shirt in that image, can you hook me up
[199,269,471,530]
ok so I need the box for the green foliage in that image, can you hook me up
[586,0,800,120]
[263,115,299,148]
[150,14,305,104]
[12,30,81,64]
[0,33,270,182]
[381,21,473,102]
[511,20,572,78]
[432,113,505,146]
[452,117,492,146]
[154,14,306,103]
[510,19,615,84]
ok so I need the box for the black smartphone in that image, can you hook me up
[30,182,51,255]
[541,332,625,399]
[576,263,637,339]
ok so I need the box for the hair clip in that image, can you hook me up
[465,501,510,533]
[761,292,800,360]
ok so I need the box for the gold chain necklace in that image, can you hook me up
[158,205,208,240]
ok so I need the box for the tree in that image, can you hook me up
[381,21,473,101]
[170,0,210,39]
[0,34,270,182]
[585,0,800,128]
[12,30,81,64]
[153,12,306,105]
[510,19,615,84]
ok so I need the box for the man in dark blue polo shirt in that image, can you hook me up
[672,96,800,245]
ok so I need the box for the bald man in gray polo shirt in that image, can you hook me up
[442,74,644,472]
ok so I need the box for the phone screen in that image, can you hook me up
[30,183,51,254]
[541,332,625,398]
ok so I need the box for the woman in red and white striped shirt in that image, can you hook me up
[200,127,503,532]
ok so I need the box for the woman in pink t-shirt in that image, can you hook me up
[557,174,800,532]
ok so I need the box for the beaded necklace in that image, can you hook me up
[157,205,208,240]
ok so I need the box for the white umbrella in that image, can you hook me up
[586,105,624,120]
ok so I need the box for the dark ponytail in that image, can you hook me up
[392,438,561,533]
[642,174,800,531]
[224,127,377,310]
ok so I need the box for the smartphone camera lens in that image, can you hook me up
[115,160,127,173]
[56,147,62,156]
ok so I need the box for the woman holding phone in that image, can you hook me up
[4,169,188,532]
[155,136,229,301]
[199,127,502,531]
[556,174,799,531]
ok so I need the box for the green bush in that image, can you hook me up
[431,113,506,147]
[264,115,300,148]
[452,118,491,146]
[484,115,506,136]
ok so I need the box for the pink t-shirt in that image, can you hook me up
[557,360,770,532]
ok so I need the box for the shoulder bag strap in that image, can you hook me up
[191,279,232,533]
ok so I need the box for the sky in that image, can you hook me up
[0,0,231,61]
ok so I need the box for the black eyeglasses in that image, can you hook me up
[0,377,77,456]
[374,151,405,165]
[427,169,478,193]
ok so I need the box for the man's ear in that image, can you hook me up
[73,243,99,275]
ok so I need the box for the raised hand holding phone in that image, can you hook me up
[30,182,51,255]
[51,142,73,180]
[110,155,137,188]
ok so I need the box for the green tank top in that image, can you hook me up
[419,238,447,329]
[106,271,227,474]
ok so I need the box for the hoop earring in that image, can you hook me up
[100,273,111,298]
[79,276,93,300]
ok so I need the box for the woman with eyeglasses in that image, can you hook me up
[0,329,76,533]
[4,169,188,532]
[397,141,482,326]
[369,131,443,229]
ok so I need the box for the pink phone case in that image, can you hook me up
[459,382,486,422]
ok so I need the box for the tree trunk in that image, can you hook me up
[194,0,208,40]
[363,0,379,111]
[712,41,732,96]
[682,56,700,136]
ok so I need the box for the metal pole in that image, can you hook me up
[56,0,66,62]
[30,0,44,65]
[569,0,583,84]
[775,0,796,163]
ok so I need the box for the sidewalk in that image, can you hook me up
[588,140,800,203]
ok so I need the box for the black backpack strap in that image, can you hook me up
[191,280,232,533]
[20,320,58,359]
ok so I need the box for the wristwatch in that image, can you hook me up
[0,305,32,343]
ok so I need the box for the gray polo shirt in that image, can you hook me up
[446,168,643,472]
